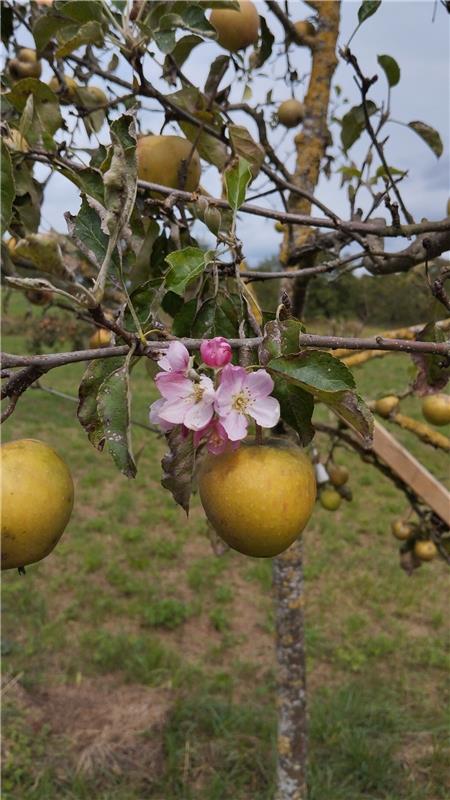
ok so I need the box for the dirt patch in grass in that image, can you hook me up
[4,677,172,781]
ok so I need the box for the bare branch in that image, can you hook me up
[341,46,414,224]
[363,228,450,274]
[25,150,450,240]
[2,328,449,379]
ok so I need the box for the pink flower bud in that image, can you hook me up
[200,337,232,368]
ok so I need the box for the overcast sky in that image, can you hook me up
[18,0,450,266]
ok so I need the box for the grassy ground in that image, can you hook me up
[2,296,450,799]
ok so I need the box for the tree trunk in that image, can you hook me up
[274,4,341,800]
[280,0,341,317]
[273,539,308,800]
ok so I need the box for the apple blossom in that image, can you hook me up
[149,397,175,432]
[193,418,239,455]
[157,340,190,374]
[215,364,280,441]
[154,372,215,431]
[200,337,232,368]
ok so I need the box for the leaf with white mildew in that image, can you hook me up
[97,360,137,478]
[78,357,125,449]
[161,428,196,513]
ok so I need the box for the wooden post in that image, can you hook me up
[372,421,450,525]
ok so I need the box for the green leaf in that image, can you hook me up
[338,166,362,186]
[268,351,355,394]
[161,428,196,514]
[1,141,14,233]
[58,1,105,23]
[6,79,62,142]
[375,164,406,179]
[56,164,105,204]
[66,196,112,269]
[171,85,228,168]
[129,219,161,289]
[325,391,373,446]
[163,34,203,83]
[259,318,305,365]
[377,54,400,87]
[408,121,443,158]
[56,20,104,57]
[411,323,450,395]
[253,14,274,68]
[124,278,163,330]
[228,125,264,177]
[159,6,216,37]
[33,15,74,51]
[204,54,229,97]
[225,157,252,213]
[268,350,372,444]
[172,298,198,336]
[103,111,138,236]
[272,379,315,446]
[180,118,228,169]
[78,356,125,449]
[340,100,377,151]
[97,363,137,478]
[191,292,240,339]
[152,27,177,53]
[9,161,43,234]
[165,246,212,295]
[358,0,382,24]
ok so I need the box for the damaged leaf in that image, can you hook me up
[161,427,196,513]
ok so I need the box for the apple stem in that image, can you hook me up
[255,424,263,445]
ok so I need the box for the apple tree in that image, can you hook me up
[1,2,450,798]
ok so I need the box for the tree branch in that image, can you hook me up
[341,47,414,225]
[2,331,448,375]
[25,150,450,239]
[363,228,450,274]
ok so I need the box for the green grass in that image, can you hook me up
[2,293,450,798]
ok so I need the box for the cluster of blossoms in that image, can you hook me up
[149,338,280,454]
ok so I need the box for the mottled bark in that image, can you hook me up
[274,5,341,800]
[281,1,341,316]
[273,539,308,800]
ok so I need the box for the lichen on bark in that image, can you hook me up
[280,0,341,316]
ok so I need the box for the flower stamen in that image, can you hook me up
[232,390,250,413]
[192,384,205,403]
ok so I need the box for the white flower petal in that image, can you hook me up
[155,373,192,400]
[244,369,274,398]
[249,396,280,428]
[183,400,214,431]
[158,397,192,424]
[220,409,248,441]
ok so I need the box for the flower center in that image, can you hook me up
[232,390,250,413]
[192,384,205,403]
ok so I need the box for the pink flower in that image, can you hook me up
[200,337,232,368]
[154,372,215,431]
[193,418,239,455]
[215,364,280,441]
[157,341,190,374]
[149,397,175,432]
